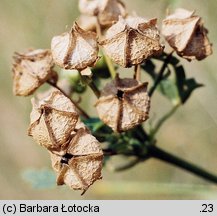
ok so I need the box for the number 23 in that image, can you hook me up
[201,204,213,212]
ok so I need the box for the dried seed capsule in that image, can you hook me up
[78,0,126,27]
[12,49,55,96]
[28,89,79,152]
[50,128,103,194]
[51,23,99,70]
[95,75,150,132]
[162,8,212,60]
[100,16,163,67]
[76,14,98,32]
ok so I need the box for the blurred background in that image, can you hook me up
[0,0,217,199]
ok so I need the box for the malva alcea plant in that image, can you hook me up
[12,0,215,195]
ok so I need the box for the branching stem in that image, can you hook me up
[149,51,174,97]
[103,145,217,184]
[80,75,100,98]
[149,145,217,184]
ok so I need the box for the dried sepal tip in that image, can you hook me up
[51,23,99,70]
[50,127,103,194]
[162,8,212,61]
[76,14,98,32]
[95,75,150,132]
[28,89,79,152]
[100,16,164,67]
[12,49,55,96]
[78,0,126,27]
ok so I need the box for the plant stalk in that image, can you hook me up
[134,65,141,81]
[149,51,174,97]
[81,75,100,98]
[95,16,116,79]
[104,54,117,79]
[148,145,217,184]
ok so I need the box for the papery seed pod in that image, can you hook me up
[78,0,126,27]
[162,8,212,61]
[100,16,164,67]
[12,49,55,96]
[28,89,79,152]
[51,23,99,70]
[76,14,98,32]
[50,127,103,194]
[95,75,150,132]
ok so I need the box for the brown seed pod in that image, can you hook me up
[78,0,126,27]
[100,16,164,67]
[162,8,212,60]
[12,49,55,96]
[95,75,150,132]
[51,23,99,70]
[28,89,79,152]
[50,127,103,194]
[76,14,98,32]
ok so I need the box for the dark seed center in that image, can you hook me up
[117,89,124,100]
[60,153,73,164]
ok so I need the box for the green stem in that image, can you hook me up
[149,145,217,184]
[88,81,101,98]
[81,75,100,98]
[95,16,116,79]
[149,51,174,97]
[104,54,116,79]
[150,103,180,138]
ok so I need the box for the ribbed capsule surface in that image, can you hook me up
[95,75,150,132]
[28,89,79,152]
[12,49,55,96]
[50,127,103,194]
[100,16,163,67]
[79,0,126,26]
[162,8,212,60]
[51,23,99,70]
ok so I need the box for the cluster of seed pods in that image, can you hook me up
[12,0,212,194]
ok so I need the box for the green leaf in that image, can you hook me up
[174,66,204,104]
[159,78,181,105]
[141,59,156,79]
[73,80,87,94]
[142,55,203,105]
[157,65,203,105]
[92,55,111,79]
[84,117,112,142]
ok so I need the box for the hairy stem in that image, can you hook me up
[149,51,174,97]
[149,145,217,184]
[47,81,90,119]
